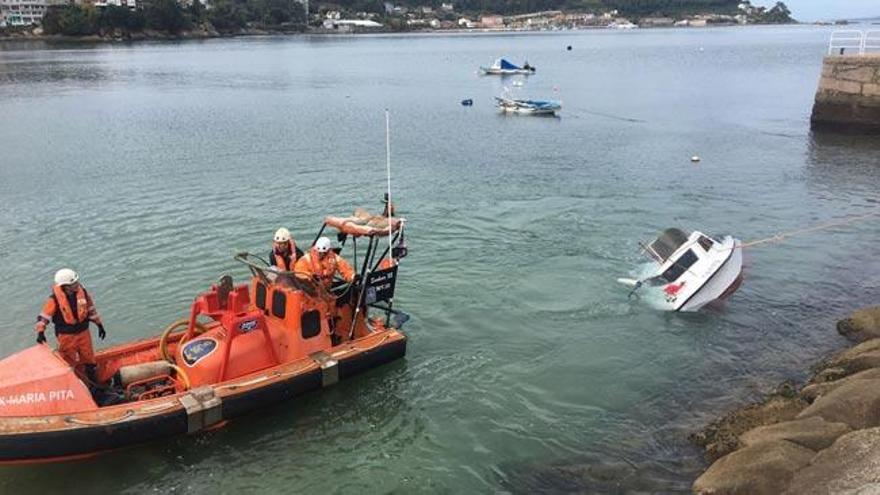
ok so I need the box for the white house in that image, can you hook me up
[0,0,66,26]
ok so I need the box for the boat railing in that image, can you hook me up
[828,30,880,56]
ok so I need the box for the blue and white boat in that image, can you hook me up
[480,58,536,75]
[494,95,561,115]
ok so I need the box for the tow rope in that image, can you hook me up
[734,209,879,250]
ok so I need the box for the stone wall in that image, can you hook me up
[811,54,880,133]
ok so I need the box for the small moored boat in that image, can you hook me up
[618,228,743,311]
[494,95,561,115]
[480,58,536,75]
[0,212,409,464]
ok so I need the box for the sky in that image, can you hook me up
[756,0,879,21]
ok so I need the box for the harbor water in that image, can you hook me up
[1,25,879,492]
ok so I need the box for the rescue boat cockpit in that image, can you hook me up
[0,213,409,464]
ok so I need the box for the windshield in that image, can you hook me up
[649,228,691,262]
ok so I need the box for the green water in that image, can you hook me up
[1,25,879,492]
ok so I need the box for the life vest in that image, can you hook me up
[308,248,338,281]
[51,285,90,334]
[273,242,297,271]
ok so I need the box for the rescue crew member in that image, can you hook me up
[35,269,106,385]
[294,237,355,287]
[269,227,303,272]
[381,193,396,217]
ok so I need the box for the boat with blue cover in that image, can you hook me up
[480,58,536,75]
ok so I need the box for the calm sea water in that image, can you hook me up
[1,25,879,493]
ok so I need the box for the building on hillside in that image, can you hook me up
[0,0,66,26]
[639,17,674,27]
[322,18,382,31]
[480,14,502,27]
[440,2,452,11]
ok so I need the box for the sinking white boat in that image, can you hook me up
[618,228,743,312]
[480,58,536,75]
[494,96,561,115]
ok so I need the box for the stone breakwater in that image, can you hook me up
[691,305,880,494]
[811,55,880,133]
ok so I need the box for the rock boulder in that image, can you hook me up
[797,378,880,430]
[815,338,880,381]
[693,440,815,495]
[739,416,850,451]
[785,427,880,494]
[690,396,807,461]
[801,367,880,402]
[837,306,880,342]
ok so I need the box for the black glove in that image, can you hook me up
[36,332,46,344]
[98,324,107,340]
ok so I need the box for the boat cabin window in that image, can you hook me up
[272,290,286,318]
[661,249,699,283]
[698,235,714,251]
[301,310,321,339]
[255,282,267,310]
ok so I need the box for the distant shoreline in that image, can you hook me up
[0,21,805,44]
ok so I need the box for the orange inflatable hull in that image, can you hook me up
[0,330,405,464]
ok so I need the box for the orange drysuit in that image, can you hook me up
[294,248,355,286]
[35,284,102,366]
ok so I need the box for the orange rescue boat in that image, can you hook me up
[0,214,409,464]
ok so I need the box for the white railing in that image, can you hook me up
[828,30,880,56]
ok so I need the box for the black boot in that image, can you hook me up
[85,364,100,386]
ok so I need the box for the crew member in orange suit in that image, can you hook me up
[295,237,356,342]
[294,236,355,287]
[269,227,303,272]
[35,269,106,384]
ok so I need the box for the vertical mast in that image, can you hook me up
[385,109,393,264]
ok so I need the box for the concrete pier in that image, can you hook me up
[811,55,880,133]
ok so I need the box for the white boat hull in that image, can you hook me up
[498,106,558,115]
[675,238,743,312]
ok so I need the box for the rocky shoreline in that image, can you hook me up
[0,24,307,42]
[691,305,880,494]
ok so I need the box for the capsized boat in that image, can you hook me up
[480,58,536,75]
[495,95,561,115]
[618,228,743,312]
[0,212,409,464]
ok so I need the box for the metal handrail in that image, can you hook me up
[829,30,880,56]
[865,31,880,54]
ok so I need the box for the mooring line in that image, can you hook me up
[737,209,879,249]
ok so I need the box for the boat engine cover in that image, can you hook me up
[0,346,96,417]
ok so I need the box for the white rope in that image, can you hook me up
[737,210,879,250]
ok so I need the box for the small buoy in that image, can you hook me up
[691,155,701,163]
[566,45,572,51]
[461,99,473,106]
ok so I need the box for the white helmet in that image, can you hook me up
[315,237,332,254]
[274,227,291,243]
[54,268,79,286]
